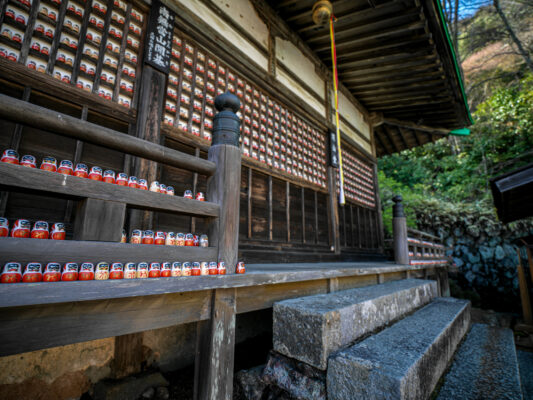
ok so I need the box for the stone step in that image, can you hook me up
[273,278,438,370]
[327,297,470,400]
[436,323,523,400]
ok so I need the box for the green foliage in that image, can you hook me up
[378,73,533,227]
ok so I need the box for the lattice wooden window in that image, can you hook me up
[0,0,146,108]
[163,29,328,190]
[337,146,376,208]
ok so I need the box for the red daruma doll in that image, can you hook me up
[116,173,128,186]
[137,262,149,278]
[109,263,124,279]
[171,262,182,277]
[142,230,154,244]
[74,163,89,178]
[182,262,192,276]
[11,219,30,238]
[218,261,227,275]
[40,156,57,172]
[127,176,138,188]
[148,262,161,278]
[236,261,246,274]
[20,155,36,168]
[78,262,95,280]
[43,262,61,282]
[138,179,148,190]
[195,192,205,201]
[31,221,49,239]
[95,262,109,280]
[160,184,167,194]
[193,234,199,247]
[1,149,19,164]
[185,233,194,246]
[61,262,78,281]
[124,263,136,279]
[130,229,142,244]
[175,233,185,246]
[103,170,116,184]
[208,262,218,275]
[183,190,193,199]
[191,262,201,276]
[161,262,172,277]
[154,231,166,245]
[50,223,66,240]
[0,217,9,237]
[1,262,22,283]
[89,166,103,181]
[22,262,43,282]
[120,229,126,243]
[57,160,73,175]
[149,181,160,193]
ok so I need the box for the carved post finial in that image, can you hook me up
[212,92,241,147]
[393,195,405,218]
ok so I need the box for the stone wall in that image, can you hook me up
[410,200,533,312]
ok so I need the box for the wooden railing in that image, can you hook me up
[392,195,451,266]
[0,92,243,399]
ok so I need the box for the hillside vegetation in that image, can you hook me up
[377,0,533,311]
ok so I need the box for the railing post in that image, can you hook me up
[194,93,241,400]
[392,195,409,265]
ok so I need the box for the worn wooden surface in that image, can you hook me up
[0,93,216,175]
[0,163,219,217]
[113,333,144,379]
[0,262,446,357]
[0,237,217,267]
[194,288,236,400]
[517,250,533,325]
[73,198,126,242]
[0,261,445,308]
[0,289,211,357]
[208,145,242,273]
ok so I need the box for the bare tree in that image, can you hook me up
[493,0,533,71]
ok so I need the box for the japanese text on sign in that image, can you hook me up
[144,0,175,74]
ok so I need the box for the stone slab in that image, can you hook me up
[273,279,438,369]
[262,350,326,400]
[327,297,471,400]
[437,324,523,400]
[93,372,168,400]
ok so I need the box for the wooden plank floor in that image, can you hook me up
[0,261,438,308]
[0,261,445,356]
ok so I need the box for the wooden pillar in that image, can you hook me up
[195,93,241,400]
[516,249,533,325]
[73,199,125,241]
[392,195,409,265]
[194,288,237,400]
[129,64,167,230]
[327,166,341,254]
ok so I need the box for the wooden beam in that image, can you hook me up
[0,93,216,176]
[247,167,252,239]
[341,56,439,80]
[353,79,447,96]
[0,289,211,357]
[314,21,426,53]
[286,181,290,243]
[268,175,273,241]
[381,126,400,153]
[383,117,450,135]
[374,127,391,154]
[0,237,217,265]
[307,8,422,44]
[338,49,436,72]
[346,71,445,91]
[0,163,220,217]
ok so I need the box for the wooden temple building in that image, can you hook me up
[0,0,471,398]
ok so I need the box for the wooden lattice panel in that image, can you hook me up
[0,0,145,108]
[337,147,376,208]
[163,30,327,189]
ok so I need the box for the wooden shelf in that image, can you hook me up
[0,163,219,217]
[0,237,217,266]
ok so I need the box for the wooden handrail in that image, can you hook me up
[407,227,440,241]
[0,94,216,176]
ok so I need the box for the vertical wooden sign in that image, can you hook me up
[144,0,175,74]
[329,129,340,168]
